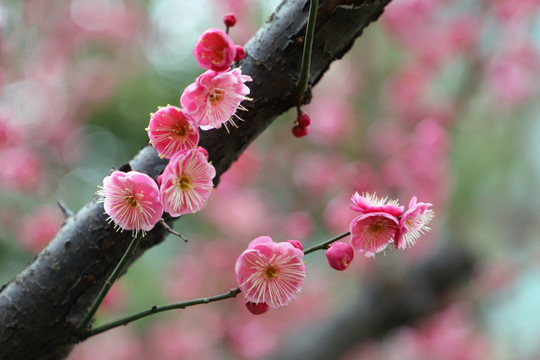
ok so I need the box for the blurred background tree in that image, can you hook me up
[1,0,540,359]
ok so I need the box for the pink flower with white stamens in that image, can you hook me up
[181,68,251,131]
[193,27,236,72]
[349,212,400,257]
[350,192,404,217]
[395,197,435,249]
[158,148,215,216]
[235,236,306,309]
[146,105,199,159]
[101,171,163,236]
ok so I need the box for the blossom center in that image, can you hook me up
[212,50,225,64]
[125,194,139,208]
[172,122,190,137]
[177,175,193,191]
[208,89,224,104]
[369,220,385,234]
[263,265,279,279]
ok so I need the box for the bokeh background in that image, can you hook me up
[1,0,540,359]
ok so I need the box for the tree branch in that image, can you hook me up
[0,1,391,359]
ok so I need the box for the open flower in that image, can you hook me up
[349,212,400,257]
[158,148,215,216]
[235,236,306,309]
[180,68,251,131]
[395,197,435,249]
[146,106,199,159]
[101,171,163,236]
[193,27,236,72]
[350,192,404,217]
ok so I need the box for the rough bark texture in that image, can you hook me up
[0,0,391,359]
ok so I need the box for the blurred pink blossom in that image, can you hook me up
[67,327,145,360]
[218,146,261,188]
[146,315,218,360]
[486,0,540,22]
[323,194,359,234]
[0,147,43,193]
[281,211,314,241]
[306,98,354,145]
[293,152,346,194]
[17,205,62,254]
[204,187,273,239]
[99,281,128,315]
[487,43,540,106]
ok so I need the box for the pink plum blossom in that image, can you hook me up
[235,236,306,308]
[395,197,434,249]
[158,148,216,216]
[350,192,404,217]
[487,44,540,106]
[180,68,251,131]
[193,27,237,72]
[349,212,400,257]
[101,170,163,236]
[146,105,199,159]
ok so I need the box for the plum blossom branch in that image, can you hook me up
[78,288,241,340]
[303,231,350,255]
[76,230,350,340]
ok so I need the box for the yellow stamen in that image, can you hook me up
[177,175,193,191]
[264,265,278,279]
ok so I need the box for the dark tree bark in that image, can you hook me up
[0,0,391,359]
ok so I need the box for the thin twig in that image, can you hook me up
[160,219,188,242]
[78,288,241,340]
[76,234,143,333]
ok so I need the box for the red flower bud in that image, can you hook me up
[326,241,354,271]
[292,124,309,137]
[297,111,311,127]
[234,45,246,62]
[223,13,237,28]
[245,301,269,315]
[287,240,304,252]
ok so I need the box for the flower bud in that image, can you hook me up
[326,241,354,271]
[292,124,309,137]
[223,13,237,28]
[297,111,311,127]
[245,301,270,315]
[287,240,304,252]
[234,45,246,62]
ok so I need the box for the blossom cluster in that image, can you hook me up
[349,192,434,257]
[234,192,433,314]
[100,22,250,236]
